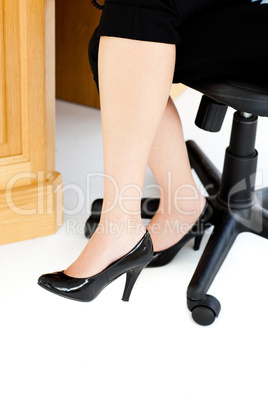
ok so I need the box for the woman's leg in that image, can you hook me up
[65,37,175,278]
[146,96,206,252]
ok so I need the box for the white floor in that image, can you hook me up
[1,88,268,402]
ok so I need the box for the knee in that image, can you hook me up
[88,27,100,91]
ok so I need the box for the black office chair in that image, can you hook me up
[183,78,268,325]
[85,78,268,325]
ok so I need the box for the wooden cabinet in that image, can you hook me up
[56,0,101,108]
[0,0,63,244]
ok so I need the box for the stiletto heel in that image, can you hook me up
[122,266,144,302]
[38,230,153,302]
[147,200,212,268]
[194,233,204,251]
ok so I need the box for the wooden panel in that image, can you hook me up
[0,0,57,189]
[56,0,101,108]
[26,0,56,179]
[0,0,22,157]
[0,155,31,188]
[0,0,6,145]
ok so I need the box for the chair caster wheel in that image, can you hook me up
[188,295,221,326]
[192,305,216,326]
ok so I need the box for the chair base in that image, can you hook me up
[185,139,268,325]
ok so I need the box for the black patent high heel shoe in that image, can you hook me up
[147,200,212,268]
[38,230,153,302]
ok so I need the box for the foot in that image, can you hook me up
[64,218,146,278]
[147,197,206,252]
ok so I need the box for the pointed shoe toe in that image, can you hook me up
[38,271,94,301]
[38,271,75,299]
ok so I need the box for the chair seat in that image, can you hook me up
[184,79,268,117]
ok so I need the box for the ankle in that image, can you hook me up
[157,195,206,219]
[146,196,207,251]
[98,215,146,241]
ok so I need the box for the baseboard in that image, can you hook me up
[0,172,64,245]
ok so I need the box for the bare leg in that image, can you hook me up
[146,96,206,252]
[65,37,175,278]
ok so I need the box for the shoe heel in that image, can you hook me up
[122,266,144,302]
[194,234,204,251]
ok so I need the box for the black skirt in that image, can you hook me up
[88,1,268,87]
